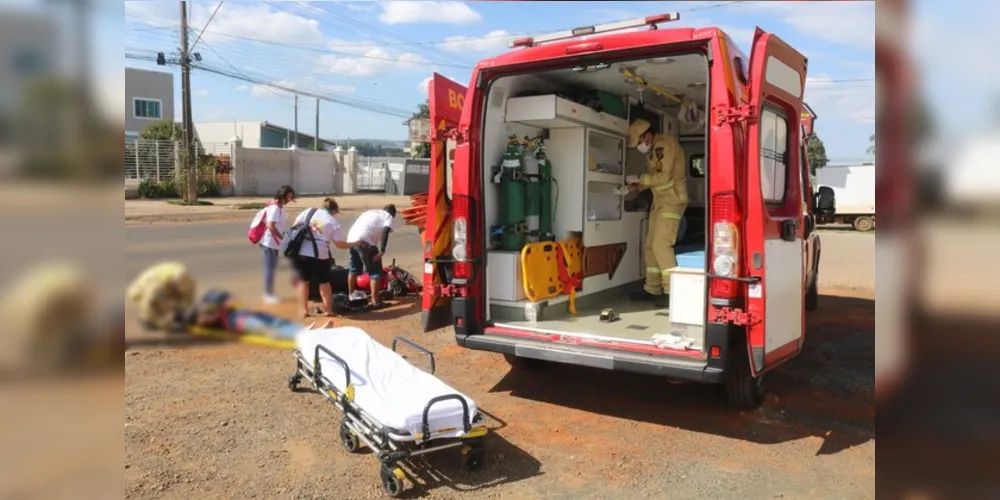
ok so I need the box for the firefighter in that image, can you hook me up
[126,261,196,330]
[627,119,689,307]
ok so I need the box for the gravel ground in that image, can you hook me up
[125,283,874,499]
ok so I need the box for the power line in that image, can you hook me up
[189,1,224,52]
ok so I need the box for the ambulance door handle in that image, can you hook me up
[781,219,798,242]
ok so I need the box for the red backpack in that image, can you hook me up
[247,201,277,244]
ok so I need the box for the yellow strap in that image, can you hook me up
[653,180,675,191]
[646,267,661,275]
[661,212,683,220]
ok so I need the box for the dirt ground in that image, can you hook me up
[125,286,874,499]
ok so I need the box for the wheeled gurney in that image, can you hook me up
[288,327,488,497]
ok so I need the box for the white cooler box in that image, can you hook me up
[669,267,706,326]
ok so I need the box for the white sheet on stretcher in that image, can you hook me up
[295,326,477,442]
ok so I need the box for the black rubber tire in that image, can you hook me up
[853,216,875,232]
[805,277,819,312]
[503,353,544,371]
[462,444,486,471]
[380,465,404,498]
[339,422,360,453]
[723,351,767,410]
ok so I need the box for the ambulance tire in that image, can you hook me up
[805,278,819,312]
[723,350,767,410]
[503,353,545,371]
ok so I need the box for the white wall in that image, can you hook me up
[232,145,352,196]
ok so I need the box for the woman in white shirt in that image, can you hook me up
[290,198,367,317]
[260,185,295,305]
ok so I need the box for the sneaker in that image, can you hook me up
[263,294,281,305]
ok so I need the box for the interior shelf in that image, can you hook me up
[505,94,629,137]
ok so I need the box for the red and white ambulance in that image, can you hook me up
[419,14,823,408]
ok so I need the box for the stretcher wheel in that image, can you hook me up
[339,421,360,453]
[379,464,404,498]
[461,443,486,471]
[287,374,302,392]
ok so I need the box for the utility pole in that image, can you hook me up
[179,1,197,202]
[314,98,320,151]
[293,94,299,148]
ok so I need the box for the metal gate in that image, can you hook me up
[355,156,405,192]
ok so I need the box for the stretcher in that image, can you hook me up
[288,326,488,497]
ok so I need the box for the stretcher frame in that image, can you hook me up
[287,336,488,498]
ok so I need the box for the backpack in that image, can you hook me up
[248,201,276,245]
[283,208,319,259]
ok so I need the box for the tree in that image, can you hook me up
[139,120,182,141]
[806,132,829,176]
[867,134,875,156]
[410,99,431,159]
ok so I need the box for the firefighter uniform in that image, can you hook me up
[126,261,196,329]
[629,120,689,298]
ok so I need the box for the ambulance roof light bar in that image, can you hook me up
[508,12,681,49]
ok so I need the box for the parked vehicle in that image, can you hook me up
[418,15,823,409]
[814,163,876,231]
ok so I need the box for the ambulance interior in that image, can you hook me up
[481,52,711,351]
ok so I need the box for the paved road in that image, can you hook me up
[125,218,427,303]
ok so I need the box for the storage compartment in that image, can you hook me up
[505,94,629,137]
[481,52,710,351]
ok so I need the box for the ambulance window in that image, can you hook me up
[760,107,789,204]
[689,154,706,178]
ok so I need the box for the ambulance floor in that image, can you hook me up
[499,296,672,343]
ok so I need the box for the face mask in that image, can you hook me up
[636,143,650,154]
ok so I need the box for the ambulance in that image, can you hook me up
[419,14,823,408]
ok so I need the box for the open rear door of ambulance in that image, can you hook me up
[742,29,809,375]
[421,73,468,331]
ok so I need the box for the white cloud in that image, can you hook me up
[346,2,376,12]
[236,78,356,99]
[320,44,428,78]
[195,88,209,97]
[736,2,874,49]
[125,2,326,45]
[805,74,875,124]
[439,30,513,53]
[378,1,482,25]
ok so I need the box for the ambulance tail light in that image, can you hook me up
[710,193,741,299]
[452,196,473,279]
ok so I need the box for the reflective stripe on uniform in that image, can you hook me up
[646,267,661,275]
[640,174,651,187]
[660,269,672,277]
[653,180,675,191]
[661,212,683,220]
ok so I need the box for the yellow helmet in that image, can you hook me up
[628,119,651,148]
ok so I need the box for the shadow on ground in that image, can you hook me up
[487,294,875,456]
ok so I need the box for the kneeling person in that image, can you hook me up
[346,204,397,306]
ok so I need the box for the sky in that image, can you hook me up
[117,0,882,160]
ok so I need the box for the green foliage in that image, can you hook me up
[139,120,182,141]
[137,178,177,199]
[412,142,431,159]
[412,100,430,120]
[806,133,829,176]
[354,142,406,157]
[867,134,875,156]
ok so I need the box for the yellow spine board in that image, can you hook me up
[519,239,581,314]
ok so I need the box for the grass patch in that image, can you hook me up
[167,200,215,206]
[235,202,268,210]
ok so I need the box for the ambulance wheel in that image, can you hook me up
[853,216,875,232]
[503,353,544,371]
[339,421,360,453]
[379,465,405,498]
[461,442,486,471]
[723,351,767,410]
[805,278,819,312]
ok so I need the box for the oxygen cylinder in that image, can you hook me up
[524,151,540,241]
[499,136,527,251]
[537,154,554,241]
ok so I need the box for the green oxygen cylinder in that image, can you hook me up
[499,135,527,251]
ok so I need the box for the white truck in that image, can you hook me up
[814,163,876,231]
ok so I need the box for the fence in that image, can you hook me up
[124,138,233,187]
[355,156,407,192]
